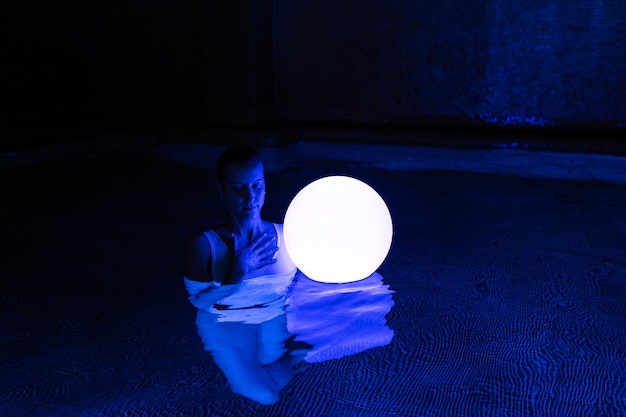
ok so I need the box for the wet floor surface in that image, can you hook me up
[1,139,626,416]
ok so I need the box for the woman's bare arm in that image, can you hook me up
[183,232,212,282]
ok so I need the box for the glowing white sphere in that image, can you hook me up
[283,176,393,283]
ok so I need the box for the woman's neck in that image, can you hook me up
[226,216,265,241]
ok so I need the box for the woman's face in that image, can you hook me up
[219,160,266,220]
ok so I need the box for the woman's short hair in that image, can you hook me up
[216,146,263,184]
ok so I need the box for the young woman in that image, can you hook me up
[183,146,296,288]
[182,146,299,405]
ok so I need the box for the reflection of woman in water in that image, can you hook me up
[183,146,300,405]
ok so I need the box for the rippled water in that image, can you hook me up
[1,142,625,416]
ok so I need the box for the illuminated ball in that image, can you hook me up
[283,176,393,283]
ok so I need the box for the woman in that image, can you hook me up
[183,146,296,288]
[182,146,299,405]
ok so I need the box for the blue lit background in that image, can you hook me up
[276,0,626,128]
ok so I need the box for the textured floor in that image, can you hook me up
[1,139,626,416]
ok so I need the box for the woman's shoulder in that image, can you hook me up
[269,221,283,233]
[187,224,226,243]
[186,230,208,241]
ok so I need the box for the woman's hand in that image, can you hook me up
[230,232,278,278]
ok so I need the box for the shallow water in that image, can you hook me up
[1,141,625,416]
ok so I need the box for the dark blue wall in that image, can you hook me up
[4,0,625,149]
[4,0,204,130]
[276,0,626,128]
